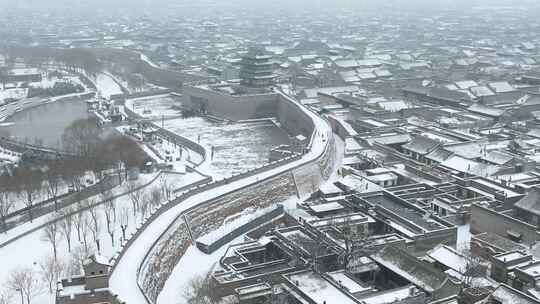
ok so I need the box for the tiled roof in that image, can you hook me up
[402,136,441,155]
[515,187,540,217]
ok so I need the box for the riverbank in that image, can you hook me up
[0,91,95,123]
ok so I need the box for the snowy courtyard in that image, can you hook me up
[127,94,183,119]
[94,73,123,99]
[164,117,291,178]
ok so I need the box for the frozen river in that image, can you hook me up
[164,117,290,178]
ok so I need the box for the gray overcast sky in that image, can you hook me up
[0,0,538,16]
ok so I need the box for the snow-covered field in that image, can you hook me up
[164,118,290,178]
[157,236,243,304]
[95,73,123,99]
[128,94,182,119]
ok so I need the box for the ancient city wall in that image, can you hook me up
[182,85,278,121]
[183,86,315,138]
[90,48,208,87]
[110,95,334,304]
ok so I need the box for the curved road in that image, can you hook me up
[109,94,333,304]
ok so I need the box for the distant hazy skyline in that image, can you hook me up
[0,0,538,18]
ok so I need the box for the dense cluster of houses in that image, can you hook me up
[202,72,540,303]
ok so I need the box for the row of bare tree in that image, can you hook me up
[1,46,103,78]
[0,117,146,231]
[38,178,171,267]
[0,181,164,304]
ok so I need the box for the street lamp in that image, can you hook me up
[15,288,23,304]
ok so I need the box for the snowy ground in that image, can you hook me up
[157,236,244,304]
[127,94,182,119]
[94,73,123,99]
[1,180,73,217]
[32,75,85,91]
[117,125,204,171]
[0,70,88,105]
[164,117,290,178]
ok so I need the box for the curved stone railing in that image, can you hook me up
[109,92,335,304]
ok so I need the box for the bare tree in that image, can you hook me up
[80,214,91,254]
[88,207,101,253]
[139,192,150,222]
[119,207,130,242]
[0,180,14,232]
[15,167,42,222]
[149,187,162,211]
[42,219,61,261]
[459,248,488,288]
[127,181,144,216]
[45,159,63,211]
[331,217,370,270]
[69,245,94,276]
[103,134,146,183]
[60,208,74,252]
[73,199,90,242]
[6,267,43,304]
[61,117,102,158]
[101,190,116,221]
[104,198,117,247]
[181,270,220,304]
[62,158,86,193]
[39,255,65,294]
[0,289,12,304]
[160,179,172,201]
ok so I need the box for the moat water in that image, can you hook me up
[1,99,89,148]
